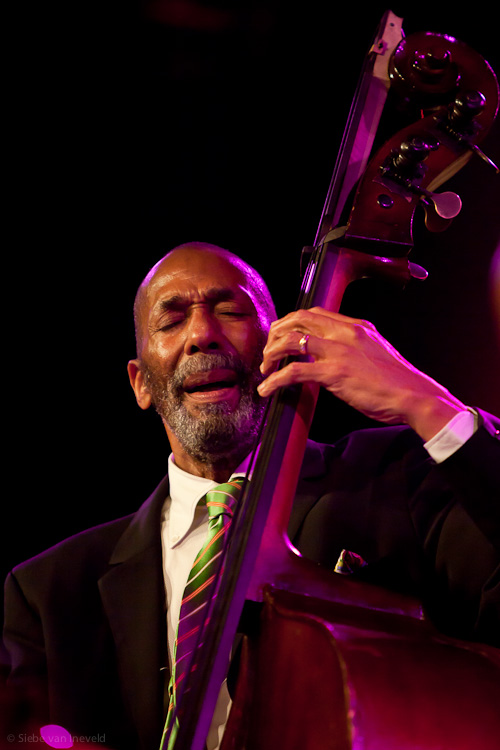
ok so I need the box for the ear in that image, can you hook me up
[127,359,152,410]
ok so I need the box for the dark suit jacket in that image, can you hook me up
[4,413,500,749]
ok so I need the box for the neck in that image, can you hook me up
[173,453,238,483]
[169,438,252,483]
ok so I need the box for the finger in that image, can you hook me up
[267,310,376,355]
[260,331,318,376]
[268,307,375,338]
[308,306,377,331]
[306,306,377,330]
[257,360,324,398]
[262,315,376,376]
[266,309,333,342]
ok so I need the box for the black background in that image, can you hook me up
[3,3,500,604]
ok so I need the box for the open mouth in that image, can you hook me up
[185,380,235,393]
[182,368,240,402]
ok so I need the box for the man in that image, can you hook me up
[4,241,500,750]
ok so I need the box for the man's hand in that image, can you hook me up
[257,307,467,442]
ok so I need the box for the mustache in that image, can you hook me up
[169,352,256,396]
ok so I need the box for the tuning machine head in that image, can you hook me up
[377,134,463,232]
[442,90,500,172]
[380,134,440,192]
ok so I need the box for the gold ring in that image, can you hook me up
[298,333,309,356]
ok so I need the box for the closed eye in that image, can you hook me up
[153,313,185,332]
[215,304,252,318]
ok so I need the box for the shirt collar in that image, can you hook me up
[166,452,253,548]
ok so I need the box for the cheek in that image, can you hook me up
[142,341,178,377]
[236,326,267,364]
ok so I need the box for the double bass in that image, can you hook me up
[166,11,500,750]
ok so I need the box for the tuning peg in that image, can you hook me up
[392,135,439,172]
[409,262,428,280]
[419,188,462,231]
[448,90,486,124]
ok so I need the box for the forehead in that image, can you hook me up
[144,249,258,312]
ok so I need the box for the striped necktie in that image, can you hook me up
[161,477,244,750]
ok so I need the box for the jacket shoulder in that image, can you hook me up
[9,515,135,593]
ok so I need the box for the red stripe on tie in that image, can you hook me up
[181,573,216,606]
[206,501,232,513]
[190,524,230,568]
[176,624,200,646]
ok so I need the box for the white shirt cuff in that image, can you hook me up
[424,409,477,463]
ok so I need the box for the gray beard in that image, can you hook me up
[141,351,267,468]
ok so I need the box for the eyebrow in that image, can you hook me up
[156,287,242,313]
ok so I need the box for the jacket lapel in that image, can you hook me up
[98,474,170,750]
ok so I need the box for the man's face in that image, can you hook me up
[133,247,270,467]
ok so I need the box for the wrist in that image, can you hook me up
[404,392,468,442]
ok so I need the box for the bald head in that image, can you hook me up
[133,241,276,357]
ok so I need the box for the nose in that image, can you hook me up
[184,306,226,355]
